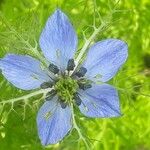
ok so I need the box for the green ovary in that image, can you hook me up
[54,76,79,103]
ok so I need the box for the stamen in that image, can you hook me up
[75,67,87,77]
[59,100,67,109]
[49,63,59,74]
[78,83,92,90]
[74,93,82,106]
[40,81,54,89]
[67,59,75,71]
[46,89,57,101]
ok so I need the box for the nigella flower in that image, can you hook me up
[0,9,128,145]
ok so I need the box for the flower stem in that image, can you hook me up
[71,104,91,150]
[0,13,48,66]
[73,6,120,72]
[0,88,51,105]
[12,31,48,66]
[74,23,106,68]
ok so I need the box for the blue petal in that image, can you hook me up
[82,39,128,82]
[78,84,121,118]
[0,54,49,90]
[39,9,78,70]
[37,98,72,145]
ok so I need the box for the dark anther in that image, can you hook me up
[59,100,67,109]
[67,59,75,71]
[78,83,92,90]
[49,63,59,74]
[46,89,57,101]
[40,81,54,89]
[75,67,87,77]
[74,93,82,106]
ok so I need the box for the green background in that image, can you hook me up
[0,0,150,149]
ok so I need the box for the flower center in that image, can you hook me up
[54,76,79,104]
[40,59,92,109]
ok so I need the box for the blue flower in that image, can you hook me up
[0,9,128,145]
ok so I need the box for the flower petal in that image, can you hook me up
[39,9,78,70]
[82,39,128,82]
[0,54,49,90]
[37,98,72,145]
[78,84,121,118]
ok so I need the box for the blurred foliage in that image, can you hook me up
[0,0,150,150]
